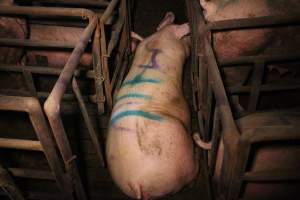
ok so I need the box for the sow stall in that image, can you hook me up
[186,0,300,199]
[0,0,132,199]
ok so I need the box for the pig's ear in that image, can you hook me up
[174,23,190,39]
[157,12,175,31]
[131,31,144,52]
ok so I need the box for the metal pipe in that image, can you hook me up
[21,0,110,7]
[0,95,72,199]
[72,78,105,167]
[0,138,43,151]
[92,24,105,114]
[0,164,25,200]
[0,38,76,49]
[0,5,95,19]
[99,0,120,110]
[207,13,300,31]
[8,168,55,180]
[44,17,97,200]
[0,64,95,78]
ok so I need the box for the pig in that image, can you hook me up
[0,0,27,64]
[199,0,273,60]
[26,25,92,68]
[106,12,198,200]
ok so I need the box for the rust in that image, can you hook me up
[44,17,97,200]
[0,95,73,199]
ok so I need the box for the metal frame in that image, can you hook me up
[0,95,72,199]
[186,0,300,199]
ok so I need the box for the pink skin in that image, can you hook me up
[0,0,27,64]
[26,25,92,68]
[199,0,273,60]
[106,13,198,200]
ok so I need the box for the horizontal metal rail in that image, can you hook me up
[0,5,96,19]
[0,38,76,49]
[0,64,95,78]
[0,138,43,151]
[8,168,55,180]
[207,13,300,31]
[20,0,110,7]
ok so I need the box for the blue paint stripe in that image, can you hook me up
[122,78,160,86]
[110,110,163,125]
[114,93,151,104]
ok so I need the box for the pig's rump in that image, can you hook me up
[212,110,300,199]
[106,114,198,199]
[0,17,27,64]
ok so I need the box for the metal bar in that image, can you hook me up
[22,71,37,97]
[0,38,75,49]
[0,138,42,151]
[99,0,120,110]
[0,6,95,19]
[207,13,300,31]
[219,53,300,66]
[0,64,95,78]
[247,61,265,112]
[243,170,300,181]
[228,84,300,94]
[92,24,105,114]
[242,126,300,143]
[44,17,97,200]
[0,95,72,199]
[72,78,105,166]
[22,0,110,7]
[8,168,55,180]
[0,164,25,200]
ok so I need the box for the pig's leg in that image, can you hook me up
[156,12,175,31]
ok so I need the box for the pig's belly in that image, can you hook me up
[26,25,92,68]
[213,110,300,199]
[106,105,198,199]
[213,28,272,60]
[0,17,27,64]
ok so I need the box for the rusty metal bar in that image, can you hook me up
[0,38,76,49]
[0,138,43,151]
[72,78,105,166]
[22,0,110,7]
[9,168,55,180]
[229,84,300,94]
[44,17,97,200]
[207,13,300,31]
[92,24,105,114]
[0,5,95,19]
[247,61,265,112]
[0,64,95,78]
[0,164,25,200]
[219,52,300,66]
[0,95,72,199]
[99,0,120,110]
[243,170,300,181]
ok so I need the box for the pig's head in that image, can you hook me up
[155,12,191,58]
[131,12,191,59]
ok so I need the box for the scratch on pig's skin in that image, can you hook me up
[114,93,152,105]
[110,110,163,125]
[111,125,135,133]
[138,48,162,69]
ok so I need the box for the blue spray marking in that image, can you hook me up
[110,110,163,125]
[122,72,161,87]
[114,93,151,105]
[139,48,162,69]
